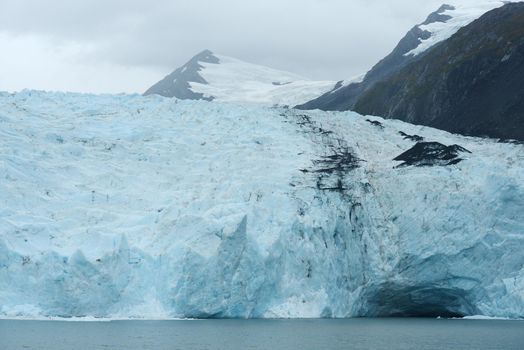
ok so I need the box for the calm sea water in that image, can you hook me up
[1,318,523,350]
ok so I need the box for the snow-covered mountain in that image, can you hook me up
[299,0,522,113]
[144,50,336,106]
[1,91,523,319]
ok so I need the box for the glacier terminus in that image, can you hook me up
[0,91,523,319]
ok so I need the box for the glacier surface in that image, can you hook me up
[0,91,523,319]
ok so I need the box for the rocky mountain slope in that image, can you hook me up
[299,1,523,141]
[298,3,458,111]
[354,2,524,141]
[1,91,523,319]
[144,50,336,106]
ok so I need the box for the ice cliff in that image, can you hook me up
[0,91,523,319]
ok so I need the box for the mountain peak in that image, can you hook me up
[421,4,455,25]
[143,49,219,100]
[191,49,219,64]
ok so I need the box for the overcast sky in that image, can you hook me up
[0,0,447,93]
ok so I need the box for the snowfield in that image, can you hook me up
[190,54,336,106]
[406,0,523,56]
[0,91,523,319]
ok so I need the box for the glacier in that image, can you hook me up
[0,90,523,319]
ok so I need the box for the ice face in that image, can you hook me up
[0,91,523,319]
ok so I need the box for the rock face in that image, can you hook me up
[144,50,336,106]
[299,2,524,141]
[1,91,523,319]
[354,3,524,141]
[393,142,471,167]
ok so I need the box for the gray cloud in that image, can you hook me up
[0,0,445,92]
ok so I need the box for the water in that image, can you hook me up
[1,318,523,350]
